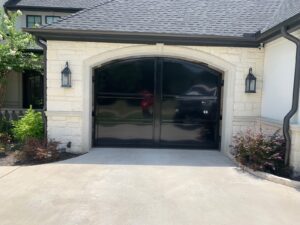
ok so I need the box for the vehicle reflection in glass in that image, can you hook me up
[174,84,218,124]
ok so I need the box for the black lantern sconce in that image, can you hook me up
[61,62,71,88]
[245,68,256,93]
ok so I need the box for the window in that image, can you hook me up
[45,16,60,25]
[23,71,44,109]
[26,15,42,28]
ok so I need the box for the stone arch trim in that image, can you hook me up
[82,44,236,155]
[86,44,235,72]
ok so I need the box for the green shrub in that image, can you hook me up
[0,117,12,135]
[231,129,286,174]
[12,107,44,142]
[0,118,13,151]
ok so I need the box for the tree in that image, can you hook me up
[0,10,42,109]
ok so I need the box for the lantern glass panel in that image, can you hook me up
[62,73,69,87]
[61,62,71,87]
[245,68,256,93]
[250,79,255,92]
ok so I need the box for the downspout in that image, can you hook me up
[281,27,300,166]
[36,37,48,141]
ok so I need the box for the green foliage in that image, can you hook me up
[0,117,12,135]
[12,107,44,142]
[0,9,43,109]
[0,118,12,151]
[0,9,42,84]
[231,129,286,174]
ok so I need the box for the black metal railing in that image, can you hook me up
[0,108,43,121]
[0,109,25,121]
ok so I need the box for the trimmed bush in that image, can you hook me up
[231,129,286,174]
[16,138,60,163]
[12,107,44,142]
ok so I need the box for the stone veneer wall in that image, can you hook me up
[46,41,265,154]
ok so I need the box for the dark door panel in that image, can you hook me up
[160,58,221,148]
[93,57,221,149]
[94,58,155,146]
[96,97,153,122]
[161,97,219,123]
[23,70,44,109]
[160,123,219,148]
[94,122,154,146]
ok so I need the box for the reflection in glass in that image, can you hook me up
[162,98,218,123]
[94,57,221,148]
[96,59,154,94]
[160,123,217,145]
[94,58,155,145]
[161,58,220,147]
[162,59,219,96]
[96,97,153,122]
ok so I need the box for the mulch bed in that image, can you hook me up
[0,151,80,166]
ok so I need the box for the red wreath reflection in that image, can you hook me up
[140,90,154,118]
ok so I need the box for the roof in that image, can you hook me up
[4,0,107,11]
[19,0,300,46]
[35,0,285,37]
[263,0,300,31]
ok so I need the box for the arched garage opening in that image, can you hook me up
[92,57,223,149]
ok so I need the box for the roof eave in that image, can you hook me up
[23,28,259,48]
[258,13,300,44]
[4,5,82,13]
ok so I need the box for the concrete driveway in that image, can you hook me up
[0,148,299,225]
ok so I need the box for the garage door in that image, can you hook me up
[93,57,222,149]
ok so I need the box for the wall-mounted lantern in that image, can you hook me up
[61,62,71,88]
[245,68,256,93]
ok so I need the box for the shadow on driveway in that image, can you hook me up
[57,148,236,167]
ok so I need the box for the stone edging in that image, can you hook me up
[237,163,300,189]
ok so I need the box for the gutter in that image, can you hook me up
[4,5,81,13]
[36,38,48,141]
[258,13,300,44]
[23,28,259,48]
[281,27,300,166]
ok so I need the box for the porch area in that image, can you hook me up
[1,70,44,120]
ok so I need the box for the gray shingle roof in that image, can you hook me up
[4,0,105,10]
[7,0,300,38]
[40,0,284,37]
[263,0,300,31]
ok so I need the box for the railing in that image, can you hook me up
[0,108,43,121]
[0,108,27,121]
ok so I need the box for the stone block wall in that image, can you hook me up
[46,41,265,154]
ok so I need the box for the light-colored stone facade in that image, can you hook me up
[46,41,265,156]
[46,40,300,174]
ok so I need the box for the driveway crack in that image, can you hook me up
[0,167,21,180]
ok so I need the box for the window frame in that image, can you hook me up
[26,15,42,28]
[45,16,61,25]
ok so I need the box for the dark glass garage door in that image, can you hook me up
[93,57,222,149]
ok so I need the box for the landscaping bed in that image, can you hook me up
[0,150,80,166]
[0,108,81,166]
[231,129,300,182]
